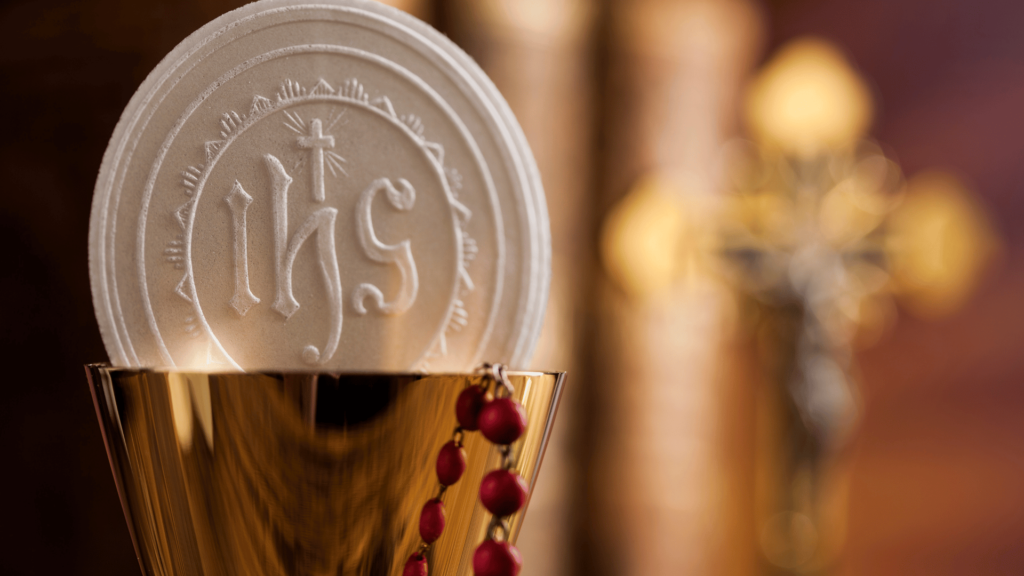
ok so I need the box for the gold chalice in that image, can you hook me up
[86,365,564,576]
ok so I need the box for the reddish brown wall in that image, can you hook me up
[768,1,1024,573]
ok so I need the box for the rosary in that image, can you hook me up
[403,364,527,576]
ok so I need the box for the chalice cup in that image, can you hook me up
[86,365,565,576]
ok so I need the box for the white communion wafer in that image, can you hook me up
[89,0,549,372]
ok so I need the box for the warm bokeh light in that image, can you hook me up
[723,188,796,247]
[600,175,687,298]
[888,171,998,318]
[818,155,898,247]
[744,37,873,157]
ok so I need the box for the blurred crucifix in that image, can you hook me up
[603,37,997,575]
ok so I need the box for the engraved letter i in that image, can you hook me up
[225,181,260,315]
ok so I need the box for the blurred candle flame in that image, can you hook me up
[888,171,999,318]
[745,37,873,157]
[601,174,722,299]
[600,175,687,298]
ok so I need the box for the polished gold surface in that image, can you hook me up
[86,365,565,576]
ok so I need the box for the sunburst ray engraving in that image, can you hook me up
[401,113,424,137]
[174,199,194,230]
[175,275,193,304]
[249,95,272,116]
[325,109,346,132]
[424,141,445,165]
[310,79,335,96]
[182,165,201,193]
[372,95,397,118]
[184,317,201,338]
[219,111,243,139]
[340,78,368,102]
[277,79,306,102]
[204,140,225,163]
[325,150,347,177]
[283,109,306,135]
[164,237,185,269]
[447,299,469,332]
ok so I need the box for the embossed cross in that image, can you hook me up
[298,118,335,203]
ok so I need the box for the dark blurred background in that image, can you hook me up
[2,1,1023,575]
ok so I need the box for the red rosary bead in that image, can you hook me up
[479,469,528,517]
[419,499,446,543]
[473,540,522,576]
[456,386,488,431]
[406,365,530,575]
[478,398,526,445]
[436,440,467,486]
[403,552,428,576]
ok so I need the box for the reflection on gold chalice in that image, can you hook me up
[86,365,564,576]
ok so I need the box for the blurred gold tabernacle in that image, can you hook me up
[85,365,564,576]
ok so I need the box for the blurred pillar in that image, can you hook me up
[377,0,432,22]
[441,1,597,575]
[590,1,764,575]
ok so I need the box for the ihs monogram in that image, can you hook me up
[166,77,474,366]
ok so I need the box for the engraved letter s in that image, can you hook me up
[352,178,418,315]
